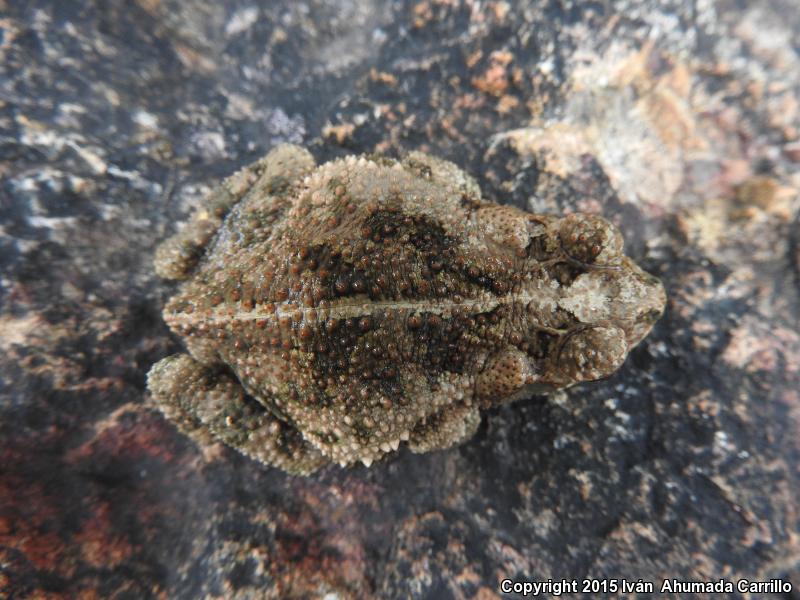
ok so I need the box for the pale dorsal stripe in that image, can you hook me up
[168,289,567,335]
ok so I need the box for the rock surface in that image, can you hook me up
[1,1,798,598]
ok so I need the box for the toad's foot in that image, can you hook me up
[147,353,327,475]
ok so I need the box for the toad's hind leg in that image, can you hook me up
[147,354,327,475]
[154,144,315,280]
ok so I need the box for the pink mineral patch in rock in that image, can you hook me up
[722,318,800,375]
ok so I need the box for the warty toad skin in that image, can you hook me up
[147,144,666,475]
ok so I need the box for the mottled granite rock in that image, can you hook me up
[1,0,798,598]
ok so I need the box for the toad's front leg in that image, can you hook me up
[147,354,327,475]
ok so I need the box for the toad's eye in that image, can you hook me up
[557,325,628,383]
[558,214,624,266]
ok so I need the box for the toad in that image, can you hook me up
[147,145,666,474]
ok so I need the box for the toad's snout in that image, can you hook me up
[557,257,666,349]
